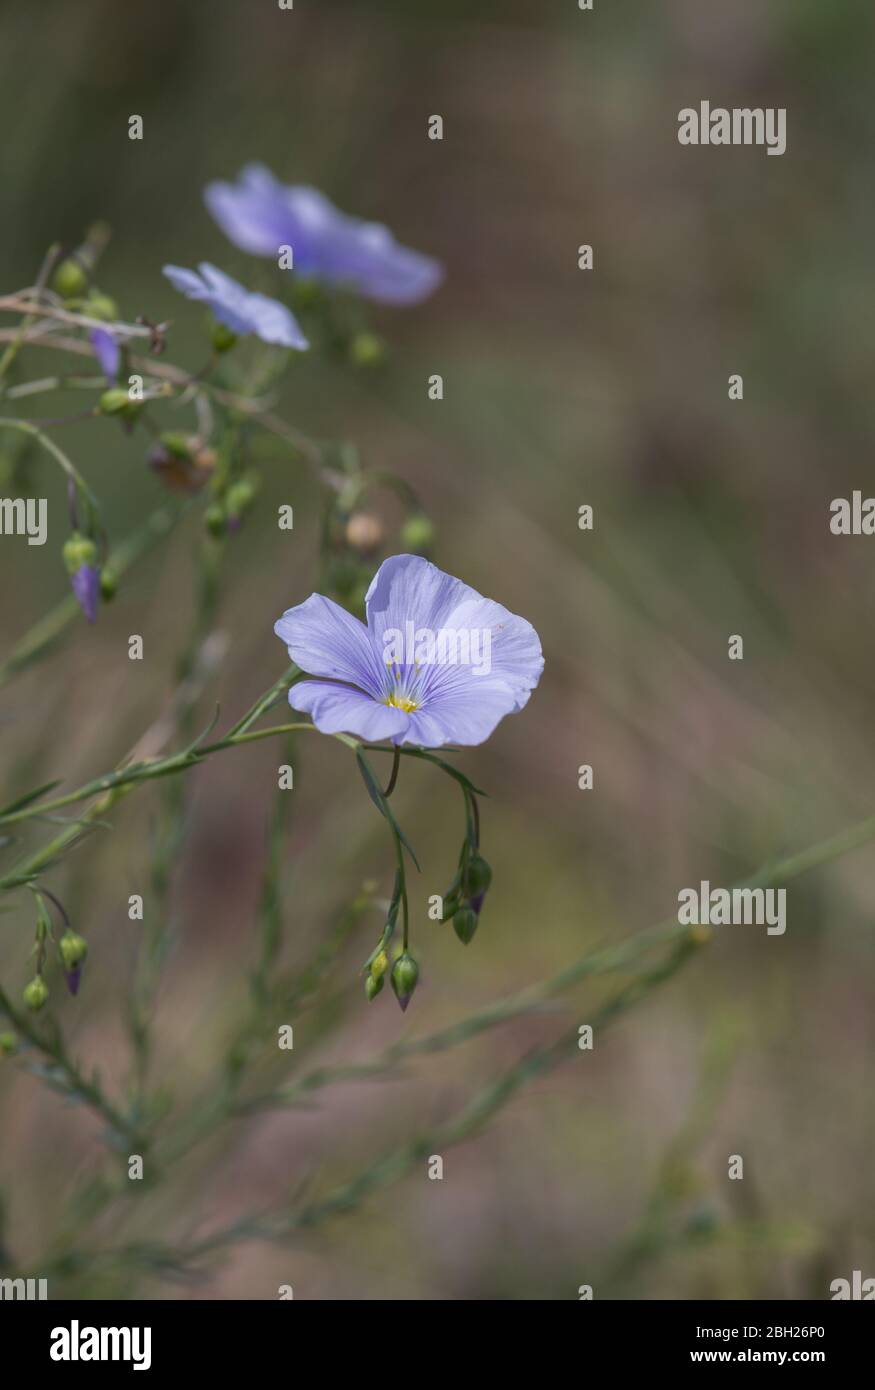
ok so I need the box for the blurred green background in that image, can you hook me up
[1,0,874,1299]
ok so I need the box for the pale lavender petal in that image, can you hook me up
[204,166,442,305]
[275,593,384,695]
[89,327,120,383]
[366,553,543,704]
[401,681,526,748]
[289,680,409,741]
[163,263,308,350]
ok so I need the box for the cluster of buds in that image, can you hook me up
[22,891,88,1011]
[442,845,492,945]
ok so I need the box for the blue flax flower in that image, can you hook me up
[205,165,443,306]
[162,263,309,349]
[274,555,543,747]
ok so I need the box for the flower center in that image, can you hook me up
[385,691,419,713]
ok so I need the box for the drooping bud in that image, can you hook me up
[204,503,227,537]
[224,476,258,531]
[0,1031,18,1057]
[370,949,389,981]
[59,930,88,970]
[98,386,140,420]
[365,972,384,1002]
[400,513,435,555]
[52,257,88,299]
[452,906,479,945]
[390,952,419,1012]
[86,292,119,322]
[63,533,101,623]
[99,567,118,601]
[464,854,492,897]
[23,975,49,1012]
[211,321,237,353]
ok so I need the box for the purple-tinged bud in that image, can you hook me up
[23,975,49,1012]
[70,564,101,624]
[464,854,492,897]
[63,533,101,622]
[453,906,479,945]
[64,967,82,997]
[59,930,88,970]
[89,327,120,383]
[390,952,419,1012]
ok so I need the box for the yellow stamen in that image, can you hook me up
[386,692,419,712]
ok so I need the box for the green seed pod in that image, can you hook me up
[349,332,385,368]
[98,387,137,417]
[464,854,492,897]
[211,321,237,353]
[99,568,118,601]
[59,930,88,970]
[23,975,49,1012]
[452,906,479,945]
[0,1031,18,1057]
[400,513,435,554]
[62,532,97,575]
[390,952,419,1012]
[52,257,88,300]
[159,431,194,461]
[87,293,119,322]
[225,477,258,519]
[204,502,227,537]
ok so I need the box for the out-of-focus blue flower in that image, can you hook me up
[162,263,309,349]
[89,327,120,383]
[274,555,543,748]
[205,165,443,306]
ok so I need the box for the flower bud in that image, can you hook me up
[370,949,389,981]
[98,387,140,419]
[349,332,385,368]
[345,512,383,554]
[225,477,258,521]
[390,952,419,1012]
[400,513,434,554]
[464,854,492,897]
[0,1031,18,1057]
[62,533,97,575]
[99,567,118,601]
[59,930,88,970]
[365,972,384,1002]
[204,502,227,537]
[452,906,479,945]
[87,293,119,322]
[211,321,237,353]
[23,975,49,1012]
[52,257,88,299]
